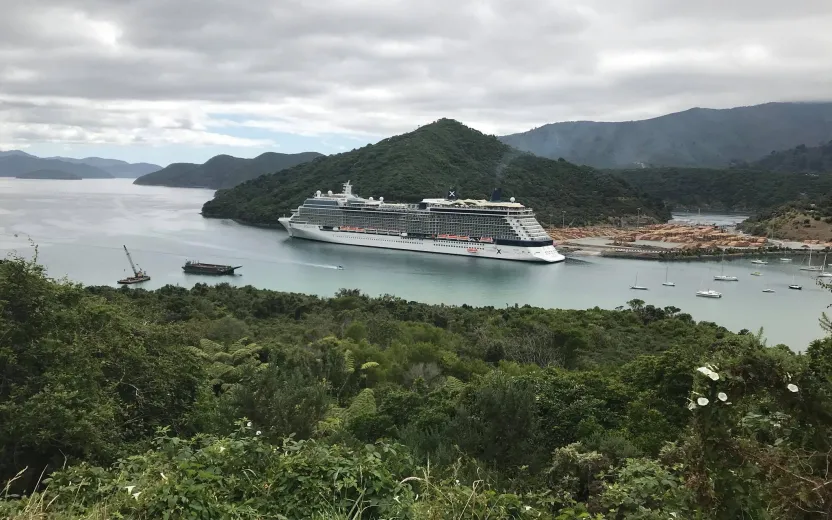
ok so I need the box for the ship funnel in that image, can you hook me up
[490,188,502,202]
[447,187,457,200]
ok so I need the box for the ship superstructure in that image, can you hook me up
[278,181,565,263]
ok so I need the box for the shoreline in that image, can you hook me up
[553,222,832,262]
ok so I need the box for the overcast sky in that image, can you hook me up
[2,0,832,166]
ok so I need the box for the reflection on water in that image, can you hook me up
[0,179,828,350]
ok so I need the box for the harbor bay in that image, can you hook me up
[0,178,828,350]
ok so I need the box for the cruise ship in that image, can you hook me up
[278,181,565,263]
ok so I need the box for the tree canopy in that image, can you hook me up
[2,256,832,518]
[740,140,832,174]
[612,166,832,213]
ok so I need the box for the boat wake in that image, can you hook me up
[302,263,343,270]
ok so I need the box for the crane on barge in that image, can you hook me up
[118,245,151,284]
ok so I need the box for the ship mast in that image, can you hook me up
[123,245,141,277]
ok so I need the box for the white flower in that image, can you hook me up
[246,421,252,428]
[697,397,709,406]
[670,513,678,518]
[160,472,167,481]
[696,366,719,381]
[687,401,697,411]
[125,485,135,494]
[455,479,460,486]
[787,383,799,393]
[717,392,728,402]
[524,505,532,511]
[132,492,142,500]
[219,446,226,453]
[256,430,262,436]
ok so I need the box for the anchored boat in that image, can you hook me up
[182,261,242,275]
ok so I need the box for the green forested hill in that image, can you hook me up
[611,167,832,212]
[742,140,832,173]
[499,102,832,168]
[2,255,832,519]
[201,119,669,227]
[134,151,323,189]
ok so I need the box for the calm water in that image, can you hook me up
[0,179,828,351]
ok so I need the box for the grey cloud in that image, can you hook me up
[1,0,832,148]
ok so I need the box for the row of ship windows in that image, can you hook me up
[344,235,486,249]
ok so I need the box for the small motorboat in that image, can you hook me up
[714,275,739,281]
[762,288,775,293]
[336,265,344,270]
[751,260,768,265]
[750,271,762,276]
[789,284,802,290]
[696,289,722,298]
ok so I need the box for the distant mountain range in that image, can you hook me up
[201,119,669,227]
[133,152,324,189]
[0,150,162,179]
[499,102,832,169]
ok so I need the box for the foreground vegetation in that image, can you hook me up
[2,255,831,518]
[202,119,669,227]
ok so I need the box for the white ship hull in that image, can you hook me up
[280,220,565,263]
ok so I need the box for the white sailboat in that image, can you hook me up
[662,265,675,286]
[630,273,648,290]
[761,263,774,292]
[751,259,768,265]
[714,251,738,281]
[817,253,832,278]
[800,249,822,271]
[789,274,802,290]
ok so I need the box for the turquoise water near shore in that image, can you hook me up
[0,178,828,350]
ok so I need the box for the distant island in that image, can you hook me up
[0,150,162,179]
[201,118,670,227]
[15,169,82,180]
[133,151,324,190]
[500,101,832,169]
